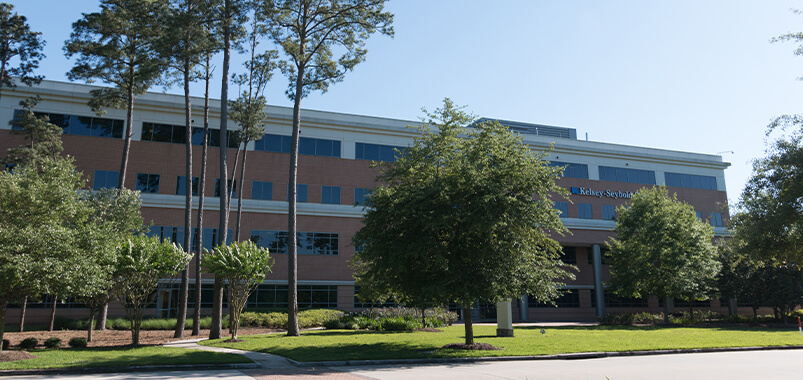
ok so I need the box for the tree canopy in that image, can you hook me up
[352,99,575,345]
[607,187,720,322]
[0,2,45,100]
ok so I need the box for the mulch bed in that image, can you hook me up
[0,351,34,363]
[1,327,281,350]
[441,343,501,351]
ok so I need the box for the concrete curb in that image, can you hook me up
[289,344,803,367]
[0,362,260,377]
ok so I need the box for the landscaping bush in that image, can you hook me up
[323,307,458,331]
[673,310,723,324]
[238,309,342,329]
[2,339,9,350]
[19,337,38,349]
[44,337,62,349]
[299,309,344,328]
[68,337,87,348]
[598,312,661,326]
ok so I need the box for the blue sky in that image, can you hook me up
[5,0,803,202]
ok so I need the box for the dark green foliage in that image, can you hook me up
[352,100,574,344]
[238,309,342,329]
[324,307,459,331]
[607,187,720,323]
[597,312,662,326]
[19,337,37,349]
[3,96,63,166]
[0,2,45,97]
[44,337,62,349]
[68,337,87,348]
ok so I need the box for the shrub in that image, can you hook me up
[19,337,38,350]
[68,337,87,348]
[2,339,9,350]
[44,337,62,349]
[597,312,661,326]
[299,309,343,328]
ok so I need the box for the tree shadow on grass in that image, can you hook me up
[0,347,252,370]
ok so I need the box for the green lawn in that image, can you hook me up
[0,346,252,370]
[202,325,803,362]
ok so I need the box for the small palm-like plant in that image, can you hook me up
[203,240,273,341]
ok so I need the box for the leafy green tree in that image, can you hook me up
[202,240,273,340]
[352,99,574,346]
[77,187,145,342]
[607,187,720,323]
[0,2,45,101]
[0,158,88,353]
[64,0,169,190]
[757,263,803,325]
[3,96,63,166]
[112,235,191,345]
[259,0,393,337]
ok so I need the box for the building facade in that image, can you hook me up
[1,80,736,324]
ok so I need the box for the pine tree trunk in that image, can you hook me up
[17,296,26,333]
[212,0,233,340]
[175,55,193,339]
[98,303,108,331]
[192,62,211,337]
[235,148,247,240]
[287,52,306,338]
[118,81,135,189]
[663,297,671,324]
[463,305,474,345]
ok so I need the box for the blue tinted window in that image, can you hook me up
[71,116,93,136]
[599,166,656,185]
[250,230,338,255]
[355,142,406,162]
[354,188,372,206]
[252,181,273,200]
[578,203,593,219]
[287,184,308,202]
[554,201,568,217]
[214,178,237,198]
[93,170,119,190]
[321,186,341,204]
[665,172,717,190]
[13,110,122,139]
[710,212,724,227]
[602,205,616,220]
[176,176,199,196]
[255,134,340,157]
[550,161,589,179]
[135,173,160,193]
[299,137,316,155]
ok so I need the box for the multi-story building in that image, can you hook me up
[1,80,735,324]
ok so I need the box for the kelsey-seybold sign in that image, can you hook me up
[571,187,633,199]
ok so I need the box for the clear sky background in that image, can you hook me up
[6,0,803,203]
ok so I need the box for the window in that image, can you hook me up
[665,172,717,190]
[560,247,577,265]
[253,134,341,158]
[550,161,589,179]
[252,181,273,200]
[599,166,656,185]
[17,110,124,138]
[141,122,236,148]
[149,226,232,251]
[321,186,341,204]
[214,178,237,198]
[176,176,199,196]
[529,289,579,308]
[602,205,616,220]
[710,212,724,227]
[93,170,119,190]
[287,184,308,202]
[578,203,593,219]
[245,284,338,309]
[696,211,703,220]
[554,201,568,217]
[354,188,372,206]
[355,142,406,162]
[251,230,339,255]
[135,173,160,193]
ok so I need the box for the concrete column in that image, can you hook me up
[518,295,528,321]
[728,298,738,317]
[592,244,605,318]
[496,300,514,337]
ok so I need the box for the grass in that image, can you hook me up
[0,346,252,370]
[202,325,803,362]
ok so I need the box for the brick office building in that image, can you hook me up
[1,80,736,323]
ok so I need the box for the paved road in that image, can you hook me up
[344,349,803,380]
[3,349,802,379]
